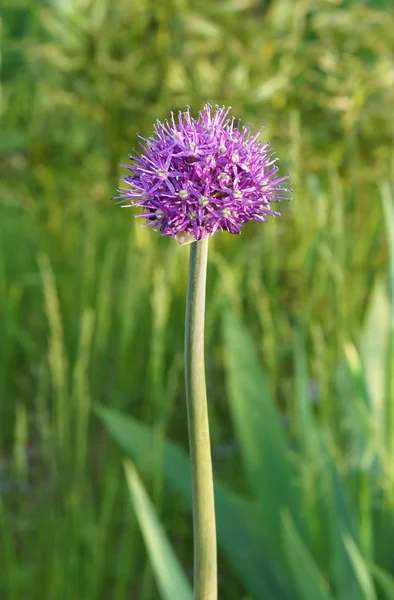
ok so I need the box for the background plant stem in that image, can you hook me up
[185,237,217,600]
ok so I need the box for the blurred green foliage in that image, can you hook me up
[100,291,394,600]
[1,0,394,598]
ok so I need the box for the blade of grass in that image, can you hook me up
[71,308,95,479]
[282,511,334,600]
[361,278,390,441]
[124,459,193,600]
[370,564,394,600]
[336,344,375,560]
[39,254,69,451]
[381,183,394,469]
[326,461,360,600]
[343,534,378,600]
[223,309,303,561]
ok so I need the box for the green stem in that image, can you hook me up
[185,237,217,600]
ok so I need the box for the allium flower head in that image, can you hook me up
[115,104,291,243]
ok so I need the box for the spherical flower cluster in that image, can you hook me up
[115,104,290,242]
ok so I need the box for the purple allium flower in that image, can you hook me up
[115,104,290,242]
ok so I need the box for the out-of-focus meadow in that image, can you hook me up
[1,0,394,598]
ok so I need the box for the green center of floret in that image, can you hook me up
[221,208,231,217]
[179,189,188,200]
[198,195,209,206]
[218,172,230,184]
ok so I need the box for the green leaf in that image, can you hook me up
[123,460,192,600]
[336,343,377,469]
[361,278,390,437]
[293,328,320,461]
[325,461,360,600]
[282,512,334,600]
[343,535,377,600]
[381,183,394,290]
[96,405,293,600]
[293,329,332,565]
[370,564,394,600]
[223,310,303,560]
[381,182,394,467]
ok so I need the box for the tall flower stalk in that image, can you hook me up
[115,103,290,599]
[184,237,216,600]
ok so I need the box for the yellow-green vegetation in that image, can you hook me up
[1,1,394,599]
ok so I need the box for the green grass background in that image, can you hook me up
[1,0,394,598]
